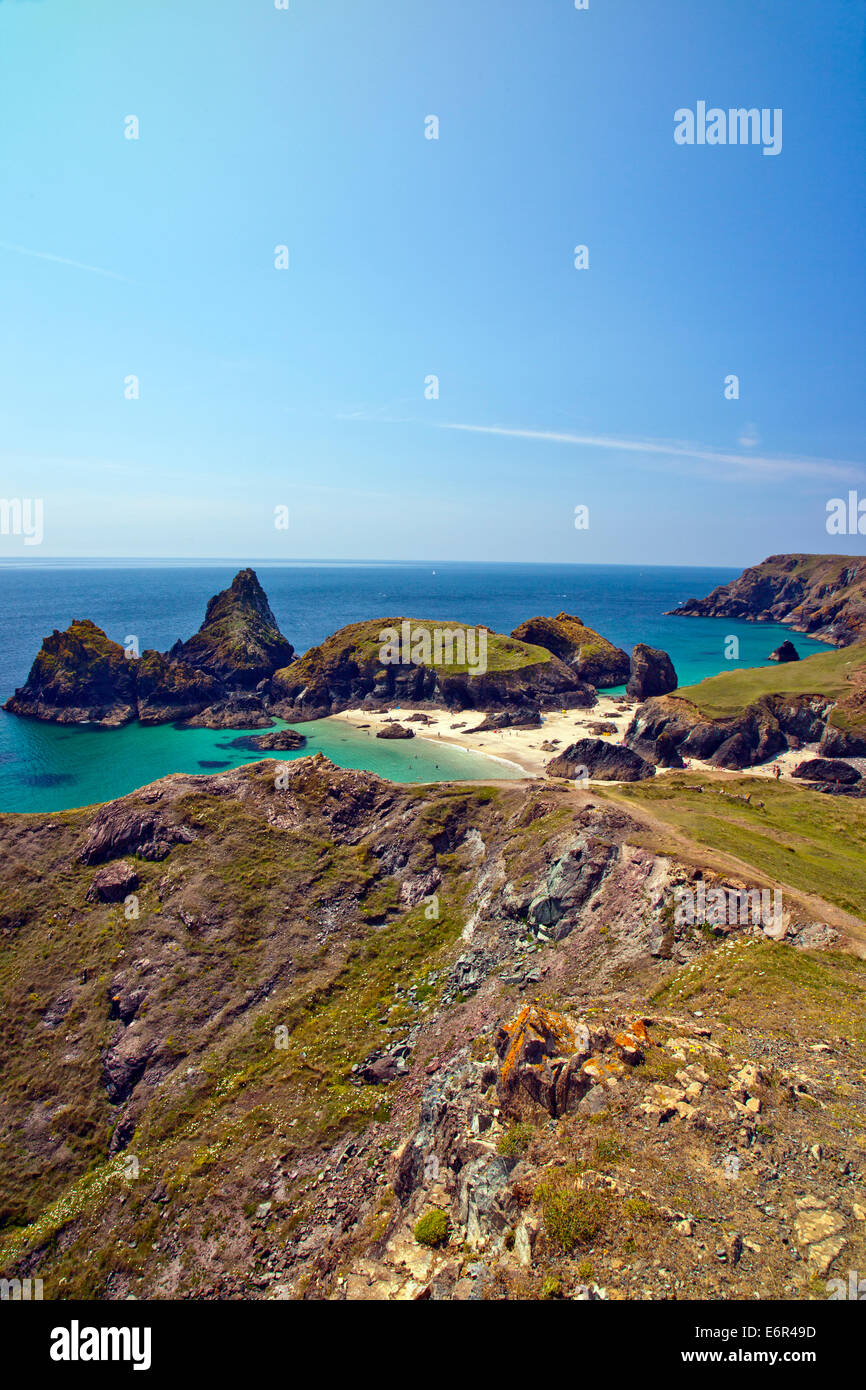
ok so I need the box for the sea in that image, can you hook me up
[0,561,834,813]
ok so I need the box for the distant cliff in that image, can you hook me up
[668,554,866,647]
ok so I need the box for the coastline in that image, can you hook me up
[329,695,638,778]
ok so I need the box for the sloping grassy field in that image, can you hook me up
[676,645,866,719]
[599,772,866,923]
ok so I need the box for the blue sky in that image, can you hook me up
[0,0,864,564]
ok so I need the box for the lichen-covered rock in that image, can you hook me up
[495,1004,592,1117]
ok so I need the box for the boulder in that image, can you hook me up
[791,758,861,784]
[376,723,415,740]
[86,860,139,904]
[626,644,678,700]
[546,737,655,782]
[769,639,800,663]
[495,1004,592,1117]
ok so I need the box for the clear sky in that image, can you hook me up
[0,0,864,564]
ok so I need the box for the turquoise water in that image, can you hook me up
[0,562,836,812]
[0,715,525,814]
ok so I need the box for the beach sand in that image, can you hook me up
[331,696,638,777]
[331,700,837,786]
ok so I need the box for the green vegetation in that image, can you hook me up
[602,772,866,921]
[534,1169,612,1253]
[414,1209,449,1247]
[653,938,866,1058]
[497,1121,535,1157]
[274,616,553,684]
[677,645,865,719]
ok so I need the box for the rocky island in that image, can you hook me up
[3,569,294,729]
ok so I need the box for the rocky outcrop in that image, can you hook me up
[510,614,630,688]
[769,640,800,663]
[495,1005,592,1117]
[249,728,306,750]
[791,758,861,784]
[86,860,139,903]
[182,695,273,729]
[171,569,294,689]
[134,650,222,725]
[625,692,835,771]
[546,737,655,782]
[626,644,678,700]
[1,756,861,1303]
[667,553,866,647]
[475,707,542,731]
[3,620,138,727]
[5,570,295,727]
[78,800,197,865]
[270,618,597,721]
[376,723,415,740]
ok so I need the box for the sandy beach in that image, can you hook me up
[331,700,838,785]
[331,696,639,777]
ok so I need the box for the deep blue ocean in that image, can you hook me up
[0,561,834,812]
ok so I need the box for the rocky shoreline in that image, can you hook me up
[668,553,866,648]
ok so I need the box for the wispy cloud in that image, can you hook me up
[0,241,135,284]
[436,421,862,483]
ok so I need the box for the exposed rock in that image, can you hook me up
[376,723,415,740]
[710,732,756,771]
[546,737,655,782]
[626,644,678,700]
[4,569,294,727]
[475,707,542,731]
[249,727,307,750]
[510,613,630,688]
[791,758,861,784]
[79,802,197,865]
[172,569,294,689]
[86,860,139,903]
[183,695,273,729]
[134,650,222,725]
[667,553,866,647]
[495,1004,591,1117]
[769,640,800,663]
[3,620,137,727]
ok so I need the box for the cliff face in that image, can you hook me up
[669,554,866,647]
[0,757,862,1302]
[172,568,294,689]
[509,613,630,688]
[3,570,294,727]
[2,620,138,726]
[269,618,597,720]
